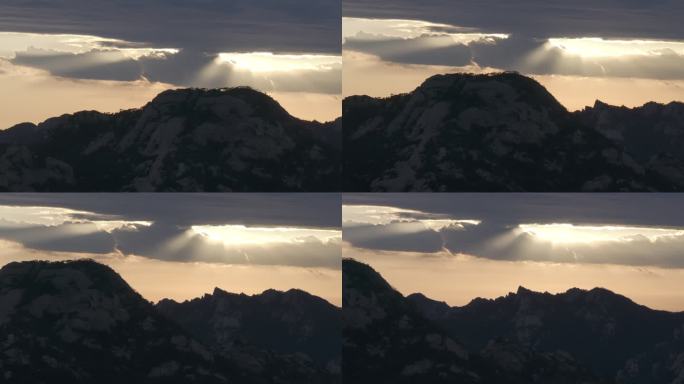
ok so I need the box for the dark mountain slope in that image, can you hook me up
[408,286,684,383]
[343,72,683,191]
[343,258,602,384]
[577,100,684,187]
[0,87,340,192]
[0,260,230,383]
[156,287,341,376]
[0,259,340,384]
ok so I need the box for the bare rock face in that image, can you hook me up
[0,87,340,192]
[343,72,684,191]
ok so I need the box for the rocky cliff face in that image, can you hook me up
[0,87,340,192]
[343,72,683,191]
[0,259,339,384]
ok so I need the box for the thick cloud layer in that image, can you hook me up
[344,24,684,80]
[10,48,342,93]
[0,1,341,92]
[0,0,340,54]
[343,194,684,268]
[0,194,341,269]
[343,0,684,41]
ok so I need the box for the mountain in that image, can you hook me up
[0,259,339,383]
[343,72,684,191]
[407,286,684,383]
[156,287,341,378]
[577,100,684,187]
[342,258,602,384]
[0,87,340,192]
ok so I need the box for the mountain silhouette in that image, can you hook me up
[343,72,684,191]
[156,286,341,377]
[0,87,341,192]
[342,258,603,384]
[407,285,684,383]
[0,259,340,383]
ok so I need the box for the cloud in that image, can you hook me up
[113,222,341,269]
[0,0,340,54]
[11,48,146,82]
[342,194,684,268]
[344,221,445,253]
[343,0,684,41]
[0,219,116,254]
[344,34,473,67]
[0,194,341,269]
[8,47,342,93]
[0,1,342,92]
[344,27,684,80]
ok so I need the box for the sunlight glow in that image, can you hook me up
[342,17,508,44]
[0,205,152,231]
[518,223,684,244]
[0,32,178,60]
[217,52,341,73]
[190,225,341,246]
[547,37,684,58]
[342,205,480,230]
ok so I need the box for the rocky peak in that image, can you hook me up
[0,86,341,192]
[344,71,682,192]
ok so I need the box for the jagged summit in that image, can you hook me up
[346,259,684,383]
[343,259,605,384]
[156,281,341,371]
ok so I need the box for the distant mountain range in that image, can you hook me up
[343,72,684,191]
[0,87,341,192]
[343,258,684,384]
[0,260,340,383]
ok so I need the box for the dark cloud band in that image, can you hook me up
[0,0,341,54]
[343,0,684,41]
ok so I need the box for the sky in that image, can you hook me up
[0,0,342,128]
[343,194,684,312]
[0,194,342,306]
[343,0,684,109]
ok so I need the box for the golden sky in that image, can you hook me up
[342,196,684,312]
[342,17,684,108]
[346,243,684,312]
[343,50,684,110]
[0,239,342,306]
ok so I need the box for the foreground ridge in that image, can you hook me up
[0,259,340,383]
[0,87,341,192]
[343,72,684,192]
[343,258,684,384]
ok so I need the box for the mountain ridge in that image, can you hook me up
[343,71,684,192]
[0,86,341,192]
[345,258,684,384]
[342,258,604,384]
[0,259,340,383]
